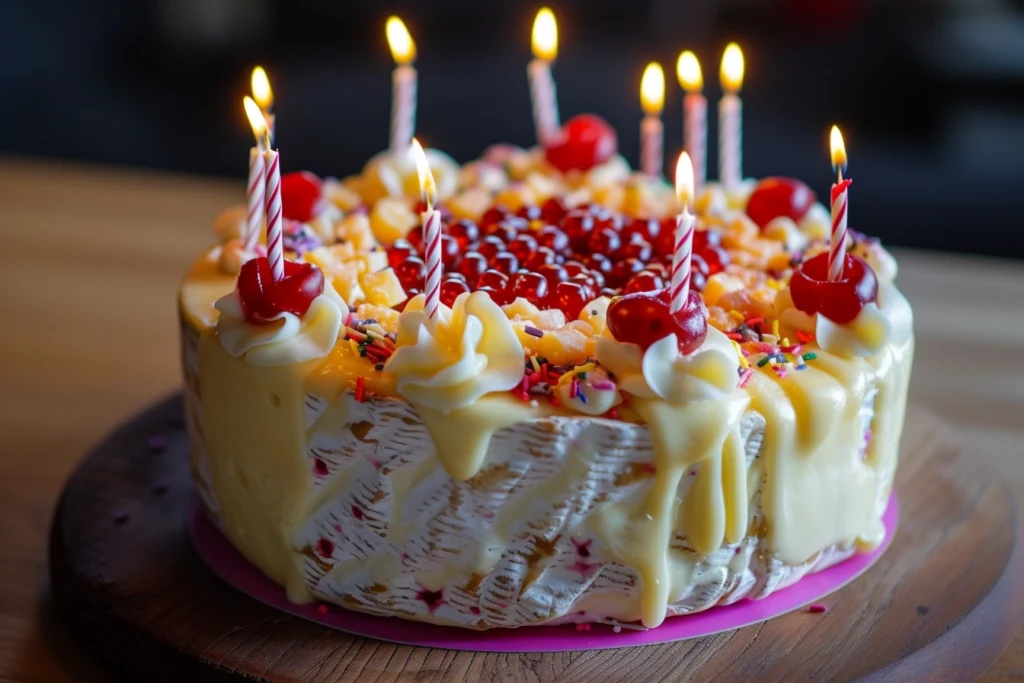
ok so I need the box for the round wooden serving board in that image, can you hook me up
[49,396,1023,683]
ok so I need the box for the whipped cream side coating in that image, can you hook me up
[214,285,347,366]
[385,291,525,413]
[597,326,740,403]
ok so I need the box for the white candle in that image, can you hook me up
[829,125,851,282]
[640,62,665,178]
[677,51,707,194]
[718,43,744,191]
[251,66,275,146]
[670,152,696,314]
[529,8,560,146]
[386,17,417,155]
[411,139,442,319]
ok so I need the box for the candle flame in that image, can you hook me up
[243,96,270,150]
[532,8,558,62]
[251,66,273,111]
[386,16,416,65]
[830,125,847,172]
[720,43,744,93]
[675,151,695,206]
[410,138,436,208]
[640,62,665,116]
[676,51,703,93]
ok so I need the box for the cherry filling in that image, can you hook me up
[385,199,729,320]
[544,114,618,173]
[606,288,708,355]
[237,257,325,325]
[790,252,878,324]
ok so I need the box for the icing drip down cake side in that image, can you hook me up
[179,138,914,630]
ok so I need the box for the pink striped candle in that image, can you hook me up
[411,138,442,319]
[264,149,284,282]
[243,146,265,252]
[677,51,707,194]
[386,17,417,155]
[670,152,696,314]
[828,125,852,282]
[718,44,744,191]
[639,62,665,178]
[529,9,560,146]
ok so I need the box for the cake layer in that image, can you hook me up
[183,306,912,628]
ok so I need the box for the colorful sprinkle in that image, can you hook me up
[738,368,754,388]
[757,356,772,368]
[590,380,615,391]
[808,604,827,614]
[524,325,545,338]
[796,329,815,344]
[355,376,366,402]
[802,352,818,361]
[772,319,780,339]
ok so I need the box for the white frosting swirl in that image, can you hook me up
[385,292,525,413]
[214,285,347,366]
[597,327,740,403]
[778,280,913,358]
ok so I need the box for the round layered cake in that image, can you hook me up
[180,127,913,630]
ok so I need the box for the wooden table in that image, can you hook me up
[0,157,1021,681]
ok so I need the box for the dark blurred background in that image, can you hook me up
[2,0,1023,257]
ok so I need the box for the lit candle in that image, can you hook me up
[718,43,744,191]
[386,17,417,155]
[242,96,267,252]
[829,125,852,282]
[251,66,275,146]
[640,62,665,178]
[670,152,696,314]
[244,100,284,282]
[528,8,560,146]
[677,51,707,194]
[411,138,442,319]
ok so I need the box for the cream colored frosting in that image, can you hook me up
[779,280,913,359]
[384,292,525,413]
[596,327,740,403]
[214,285,347,366]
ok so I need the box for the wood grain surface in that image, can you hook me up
[48,397,1024,683]
[0,157,1022,681]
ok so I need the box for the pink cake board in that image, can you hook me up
[189,493,898,653]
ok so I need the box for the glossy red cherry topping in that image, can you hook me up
[790,252,878,324]
[280,171,323,223]
[745,177,816,229]
[606,288,708,355]
[237,257,325,325]
[544,114,618,173]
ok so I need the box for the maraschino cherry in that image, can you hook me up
[237,257,324,324]
[544,114,618,173]
[606,288,708,355]
[281,171,324,223]
[745,177,816,229]
[790,252,878,324]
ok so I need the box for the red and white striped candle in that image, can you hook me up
[639,62,665,178]
[243,146,265,252]
[677,51,707,194]
[670,152,697,314]
[411,139,442,319]
[829,125,852,282]
[386,17,418,155]
[529,8,560,146]
[263,148,284,282]
[242,96,269,253]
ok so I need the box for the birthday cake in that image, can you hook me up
[180,37,913,631]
